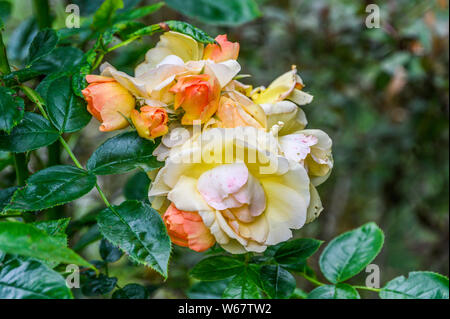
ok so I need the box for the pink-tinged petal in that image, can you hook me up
[279,133,318,162]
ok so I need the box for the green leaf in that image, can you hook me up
[380,271,449,299]
[0,254,73,299]
[164,0,261,26]
[187,279,230,299]
[273,238,323,265]
[165,20,216,44]
[46,77,91,133]
[0,186,17,212]
[112,283,149,299]
[87,131,163,175]
[0,87,25,134]
[33,218,70,245]
[223,271,261,299]
[93,0,124,30]
[82,274,117,296]
[113,2,164,23]
[5,165,96,212]
[30,47,84,74]
[0,112,59,153]
[27,29,58,66]
[307,284,360,299]
[260,265,296,299]
[290,287,308,299]
[99,238,123,263]
[97,200,171,278]
[319,222,384,284]
[124,170,150,202]
[6,18,38,63]
[190,256,245,281]
[0,1,12,24]
[0,222,92,268]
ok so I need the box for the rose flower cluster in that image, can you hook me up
[82,31,333,254]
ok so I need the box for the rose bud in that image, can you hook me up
[203,34,240,62]
[163,203,215,252]
[82,75,135,132]
[131,106,169,140]
[169,74,221,125]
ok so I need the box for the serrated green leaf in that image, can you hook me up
[5,165,96,212]
[165,20,216,44]
[97,200,171,278]
[27,29,58,66]
[273,238,323,265]
[112,283,149,299]
[30,47,84,74]
[164,0,261,26]
[223,271,261,299]
[0,112,60,153]
[32,218,71,247]
[319,222,384,284]
[0,222,92,268]
[47,77,91,133]
[87,131,163,175]
[0,87,25,134]
[190,256,245,281]
[380,271,449,299]
[187,279,230,299]
[0,254,73,299]
[260,265,296,299]
[307,284,360,299]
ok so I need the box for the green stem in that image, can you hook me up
[353,285,381,293]
[300,273,325,286]
[13,153,29,186]
[33,0,52,29]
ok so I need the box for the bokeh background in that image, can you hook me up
[1,0,448,298]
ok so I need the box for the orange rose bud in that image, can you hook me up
[169,74,220,125]
[163,203,215,252]
[131,106,169,140]
[203,34,240,62]
[82,75,135,132]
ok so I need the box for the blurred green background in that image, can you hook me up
[0,0,448,298]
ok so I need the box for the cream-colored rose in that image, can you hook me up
[149,127,311,253]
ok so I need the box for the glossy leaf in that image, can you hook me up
[0,87,25,134]
[99,238,123,263]
[30,47,84,74]
[164,0,261,26]
[82,274,117,296]
[0,254,73,299]
[27,29,58,65]
[32,218,70,247]
[260,265,296,299]
[5,165,97,212]
[0,112,59,153]
[380,271,449,299]
[223,271,261,299]
[123,170,150,202]
[97,200,171,278]
[47,77,91,133]
[0,186,17,212]
[187,279,230,299]
[190,256,245,281]
[165,20,216,44]
[0,222,92,268]
[319,222,384,283]
[307,284,360,299]
[112,283,149,299]
[273,238,323,265]
[87,131,163,175]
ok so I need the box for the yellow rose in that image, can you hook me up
[251,66,313,106]
[149,127,311,253]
